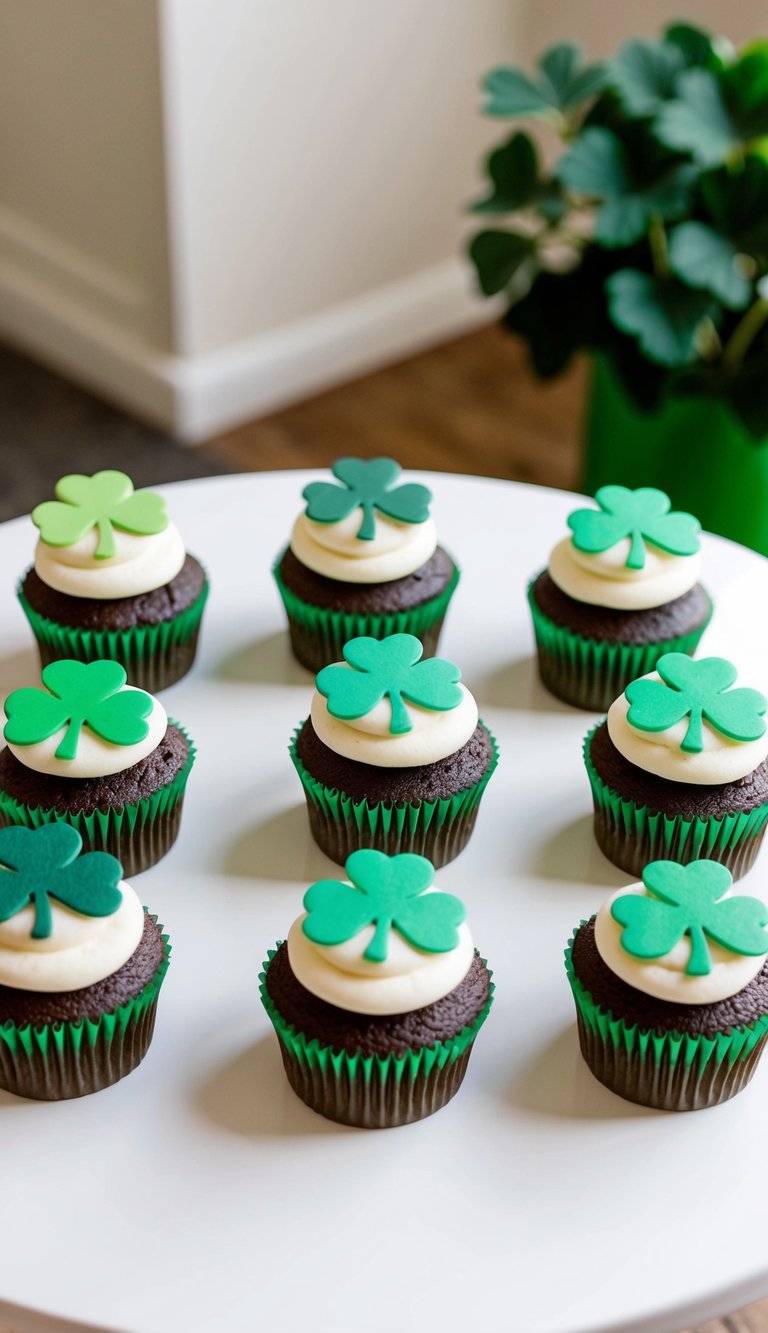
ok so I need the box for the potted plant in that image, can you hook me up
[468,23,768,554]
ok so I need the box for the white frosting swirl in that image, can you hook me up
[287,897,474,1015]
[607,676,768,785]
[594,883,768,1004]
[548,536,700,609]
[34,524,186,599]
[290,512,437,583]
[311,676,478,767]
[4,690,168,779]
[0,881,145,992]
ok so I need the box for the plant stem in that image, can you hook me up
[648,215,669,279]
[722,297,768,370]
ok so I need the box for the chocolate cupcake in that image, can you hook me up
[290,632,498,867]
[18,469,209,691]
[566,859,768,1111]
[528,485,712,711]
[273,457,459,672]
[585,653,768,880]
[0,659,195,875]
[0,823,170,1100]
[261,848,493,1127]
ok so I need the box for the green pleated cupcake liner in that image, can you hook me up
[0,917,171,1100]
[260,947,494,1127]
[583,723,768,881]
[17,574,209,692]
[273,552,460,673]
[0,722,196,877]
[565,927,768,1110]
[289,721,499,867]
[527,580,712,712]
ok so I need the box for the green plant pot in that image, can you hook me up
[582,356,768,557]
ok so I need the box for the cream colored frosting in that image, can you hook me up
[607,676,768,785]
[34,524,186,599]
[4,691,168,779]
[287,899,474,1015]
[311,676,478,767]
[0,881,145,992]
[594,883,767,1004]
[290,512,437,583]
[548,535,700,609]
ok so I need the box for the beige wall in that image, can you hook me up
[525,0,763,61]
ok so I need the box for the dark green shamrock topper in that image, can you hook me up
[316,634,463,735]
[302,849,465,963]
[4,660,153,761]
[0,824,123,940]
[568,485,700,570]
[611,860,768,977]
[302,457,431,541]
[625,654,767,754]
[32,470,168,560]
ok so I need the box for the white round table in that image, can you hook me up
[0,472,767,1333]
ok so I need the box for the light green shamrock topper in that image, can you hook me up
[4,660,153,761]
[302,457,431,541]
[302,849,465,963]
[611,860,768,977]
[0,824,123,940]
[32,470,168,560]
[625,653,767,754]
[568,485,700,570]
[316,634,463,735]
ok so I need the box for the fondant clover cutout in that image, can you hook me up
[316,634,463,735]
[32,470,168,560]
[0,824,122,940]
[612,860,768,977]
[568,485,700,570]
[302,849,465,963]
[625,653,767,754]
[4,660,153,762]
[302,457,431,541]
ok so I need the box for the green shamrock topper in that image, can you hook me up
[302,457,431,541]
[625,653,767,754]
[0,824,123,940]
[4,660,153,762]
[316,634,463,735]
[32,470,168,560]
[568,485,700,570]
[302,849,465,963]
[611,860,768,977]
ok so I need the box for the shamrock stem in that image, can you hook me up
[387,691,413,735]
[55,717,83,761]
[686,925,711,977]
[95,518,116,560]
[356,503,376,542]
[681,707,704,754]
[31,889,52,940]
[364,915,392,963]
[626,529,646,570]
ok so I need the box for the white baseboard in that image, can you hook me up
[0,257,492,443]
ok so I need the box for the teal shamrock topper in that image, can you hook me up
[302,849,466,964]
[32,470,168,560]
[302,457,431,541]
[316,634,463,735]
[611,860,768,977]
[4,660,153,762]
[0,824,123,940]
[625,653,767,754]
[568,485,700,570]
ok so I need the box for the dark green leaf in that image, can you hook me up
[557,128,691,246]
[558,127,628,196]
[471,132,538,213]
[722,42,768,138]
[606,269,715,366]
[699,156,768,254]
[664,23,721,70]
[501,247,615,377]
[537,180,567,223]
[668,221,752,309]
[611,39,684,115]
[482,66,553,117]
[482,42,607,118]
[469,230,535,296]
[654,68,737,165]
